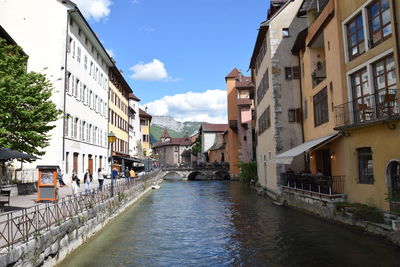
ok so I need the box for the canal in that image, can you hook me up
[60,180,400,267]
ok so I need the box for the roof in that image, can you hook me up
[129,93,141,102]
[201,124,228,133]
[139,108,152,119]
[208,133,225,151]
[298,0,330,17]
[236,76,254,88]
[225,68,240,79]
[291,28,308,53]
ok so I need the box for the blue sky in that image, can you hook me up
[76,0,269,122]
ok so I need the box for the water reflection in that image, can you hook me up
[60,181,400,267]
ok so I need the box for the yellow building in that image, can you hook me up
[334,0,400,212]
[277,0,400,213]
[109,66,131,171]
[139,108,152,157]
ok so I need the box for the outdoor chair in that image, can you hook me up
[0,190,11,212]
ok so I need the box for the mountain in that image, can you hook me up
[150,116,204,144]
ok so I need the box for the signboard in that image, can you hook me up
[36,165,59,202]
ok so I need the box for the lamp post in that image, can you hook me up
[108,131,116,197]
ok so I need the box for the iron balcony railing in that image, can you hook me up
[280,172,345,196]
[334,88,399,128]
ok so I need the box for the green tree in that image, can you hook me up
[191,135,202,156]
[0,38,61,158]
[238,161,258,184]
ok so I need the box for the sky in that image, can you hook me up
[74,0,269,123]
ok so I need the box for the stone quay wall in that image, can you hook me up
[0,171,163,267]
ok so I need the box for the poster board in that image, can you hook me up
[36,165,59,202]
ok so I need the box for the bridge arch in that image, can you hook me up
[188,171,207,181]
[213,170,231,180]
[163,171,184,180]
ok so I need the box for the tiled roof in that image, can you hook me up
[225,68,240,79]
[236,76,254,88]
[139,108,152,119]
[129,93,141,102]
[201,124,228,133]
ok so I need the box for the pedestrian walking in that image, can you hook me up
[129,168,136,179]
[71,169,79,195]
[124,167,130,183]
[84,169,93,194]
[98,168,104,191]
[57,168,66,187]
[112,167,118,184]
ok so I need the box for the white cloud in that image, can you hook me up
[141,90,227,123]
[74,0,113,21]
[105,48,115,58]
[130,59,175,82]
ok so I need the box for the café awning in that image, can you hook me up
[275,133,338,164]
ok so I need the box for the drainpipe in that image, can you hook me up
[296,54,306,168]
[392,0,400,80]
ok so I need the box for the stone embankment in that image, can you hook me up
[0,171,163,267]
[254,184,400,246]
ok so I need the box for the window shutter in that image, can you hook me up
[296,108,302,122]
[293,66,300,79]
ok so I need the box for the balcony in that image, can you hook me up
[334,88,400,128]
[280,172,345,201]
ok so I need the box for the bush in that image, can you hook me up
[336,202,384,223]
[238,161,257,185]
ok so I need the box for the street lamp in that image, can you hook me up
[108,131,116,197]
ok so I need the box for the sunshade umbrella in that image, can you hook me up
[0,147,37,161]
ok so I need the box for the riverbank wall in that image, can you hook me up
[0,171,163,267]
[254,183,400,246]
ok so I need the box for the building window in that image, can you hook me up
[351,68,370,116]
[285,67,293,80]
[372,54,396,91]
[65,114,69,136]
[257,69,269,104]
[77,46,81,63]
[282,28,290,37]
[258,106,270,135]
[368,0,391,46]
[346,13,365,60]
[288,109,296,123]
[357,147,374,184]
[66,72,71,92]
[84,55,88,70]
[313,87,328,126]
[70,116,74,137]
[74,118,78,138]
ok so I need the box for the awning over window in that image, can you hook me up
[274,133,338,164]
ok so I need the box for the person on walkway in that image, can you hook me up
[84,169,93,194]
[71,170,79,195]
[111,167,118,184]
[124,167,130,183]
[98,168,104,191]
[57,169,66,187]
[130,168,136,179]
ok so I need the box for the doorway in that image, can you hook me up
[88,154,93,174]
[316,149,331,176]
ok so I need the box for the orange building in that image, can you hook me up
[225,68,255,176]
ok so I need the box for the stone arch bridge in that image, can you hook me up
[160,167,231,180]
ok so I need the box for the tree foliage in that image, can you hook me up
[191,135,202,156]
[0,38,61,158]
[238,161,258,184]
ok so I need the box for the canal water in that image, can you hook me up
[60,181,400,267]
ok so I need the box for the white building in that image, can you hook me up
[128,93,142,157]
[0,0,114,182]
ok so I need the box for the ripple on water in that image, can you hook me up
[59,181,400,267]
